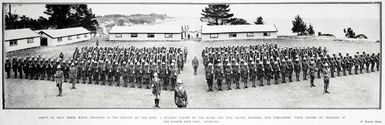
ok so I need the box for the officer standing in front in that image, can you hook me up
[174,79,188,108]
[192,56,199,75]
[54,65,64,97]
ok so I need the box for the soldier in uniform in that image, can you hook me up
[115,62,122,86]
[354,55,359,75]
[192,56,199,75]
[265,62,273,85]
[160,62,168,90]
[233,62,241,89]
[256,62,264,87]
[152,73,162,108]
[143,62,151,89]
[136,62,143,88]
[249,61,257,87]
[225,62,233,90]
[94,61,100,85]
[370,53,376,72]
[46,59,53,81]
[5,59,11,78]
[215,62,224,91]
[174,79,188,108]
[206,63,214,91]
[336,57,342,76]
[107,61,114,85]
[330,57,336,77]
[54,65,64,97]
[323,63,330,93]
[294,59,301,81]
[287,59,294,82]
[23,58,30,79]
[101,61,107,85]
[241,60,249,88]
[129,62,136,88]
[12,57,18,78]
[309,61,317,87]
[365,54,371,73]
[59,52,64,59]
[18,58,24,79]
[272,61,280,85]
[86,60,93,84]
[280,60,287,83]
[302,57,309,80]
[123,62,129,87]
[69,63,78,89]
[359,55,365,74]
[80,61,87,84]
[63,60,70,83]
[342,55,348,76]
[316,57,322,78]
[169,63,178,91]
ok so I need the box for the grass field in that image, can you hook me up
[4,37,381,108]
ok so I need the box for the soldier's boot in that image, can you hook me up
[259,79,264,87]
[155,99,160,108]
[102,80,105,85]
[324,85,329,93]
[236,82,240,89]
[289,76,293,82]
[282,75,286,83]
[303,73,307,80]
[88,77,92,84]
[267,79,271,85]
[7,72,10,78]
[274,78,279,85]
[366,68,369,73]
[244,82,248,88]
[349,69,352,75]
[218,82,222,91]
[227,80,232,90]
[296,74,300,81]
[317,72,321,78]
[130,81,135,88]
[14,72,17,78]
[252,80,256,87]
[371,67,375,72]
[76,77,80,83]
[20,73,23,79]
[57,88,62,97]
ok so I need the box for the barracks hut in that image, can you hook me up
[108,25,183,41]
[4,28,40,52]
[201,24,278,41]
[37,27,91,46]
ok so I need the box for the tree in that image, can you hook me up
[291,15,307,35]
[200,4,234,25]
[343,27,356,38]
[228,18,250,25]
[254,16,264,25]
[44,4,99,32]
[306,24,315,36]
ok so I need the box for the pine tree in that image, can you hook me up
[254,16,264,25]
[291,15,307,35]
[200,4,234,25]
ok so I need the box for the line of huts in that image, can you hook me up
[4,24,278,52]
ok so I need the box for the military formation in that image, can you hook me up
[202,43,380,92]
[5,46,188,91]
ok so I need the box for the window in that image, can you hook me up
[263,32,271,36]
[131,33,138,37]
[68,36,72,40]
[210,34,218,38]
[9,40,17,46]
[165,34,173,38]
[58,37,62,42]
[27,38,34,43]
[229,33,237,38]
[247,33,254,37]
[77,35,81,39]
[84,34,88,38]
[147,33,155,38]
[115,34,122,38]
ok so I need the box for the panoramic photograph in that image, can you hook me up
[3,3,380,108]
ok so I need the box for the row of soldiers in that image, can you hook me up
[202,45,380,91]
[5,46,188,91]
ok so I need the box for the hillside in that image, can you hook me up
[96,13,173,35]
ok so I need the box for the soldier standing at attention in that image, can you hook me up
[280,60,287,83]
[143,63,151,89]
[336,57,342,76]
[152,73,162,108]
[123,62,129,87]
[54,65,64,97]
[294,59,301,81]
[370,53,376,72]
[136,62,143,88]
[169,63,178,91]
[302,57,309,80]
[330,57,336,77]
[225,62,233,90]
[5,59,11,78]
[69,63,77,89]
[323,63,330,94]
[257,62,264,87]
[215,62,224,91]
[249,61,257,87]
[115,62,122,87]
[206,63,214,91]
[129,62,136,88]
[12,57,18,78]
[354,55,359,75]
[287,59,294,83]
[265,62,273,85]
[309,61,317,87]
[241,60,249,88]
[365,54,371,73]
[272,61,280,85]
[174,79,188,108]
[192,56,199,75]
[233,62,241,89]
[316,57,322,78]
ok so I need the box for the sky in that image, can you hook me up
[4,3,380,19]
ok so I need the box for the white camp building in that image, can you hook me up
[201,25,278,41]
[4,28,40,52]
[38,27,91,46]
[108,25,182,41]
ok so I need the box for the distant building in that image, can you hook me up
[37,27,91,46]
[4,28,40,52]
[201,25,278,41]
[108,25,182,41]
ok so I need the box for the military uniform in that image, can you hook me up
[287,60,294,82]
[169,63,178,91]
[323,63,330,93]
[232,62,241,89]
[241,61,249,88]
[12,58,18,78]
[143,63,151,89]
[115,62,122,86]
[272,61,280,84]
[280,60,287,83]
[264,62,273,85]
[309,61,317,87]
[206,63,214,91]
[215,63,224,91]
[123,62,129,87]
[5,59,11,78]
[256,62,264,86]
[129,62,136,88]
[136,62,143,88]
[192,56,199,75]
[249,61,257,87]
[302,58,309,80]
[54,65,64,97]
[69,63,78,89]
[294,59,301,81]
[152,73,162,108]
[174,79,188,108]
[225,63,233,90]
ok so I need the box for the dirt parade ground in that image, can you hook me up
[4,37,381,108]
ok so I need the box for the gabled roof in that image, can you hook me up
[201,24,278,34]
[109,25,182,34]
[4,28,40,41]
[38,27,91,38]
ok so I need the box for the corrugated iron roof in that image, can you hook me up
[4,28,40,41]
[38,27,91,38]
[201,24,278,34]
[109,25,182,34]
